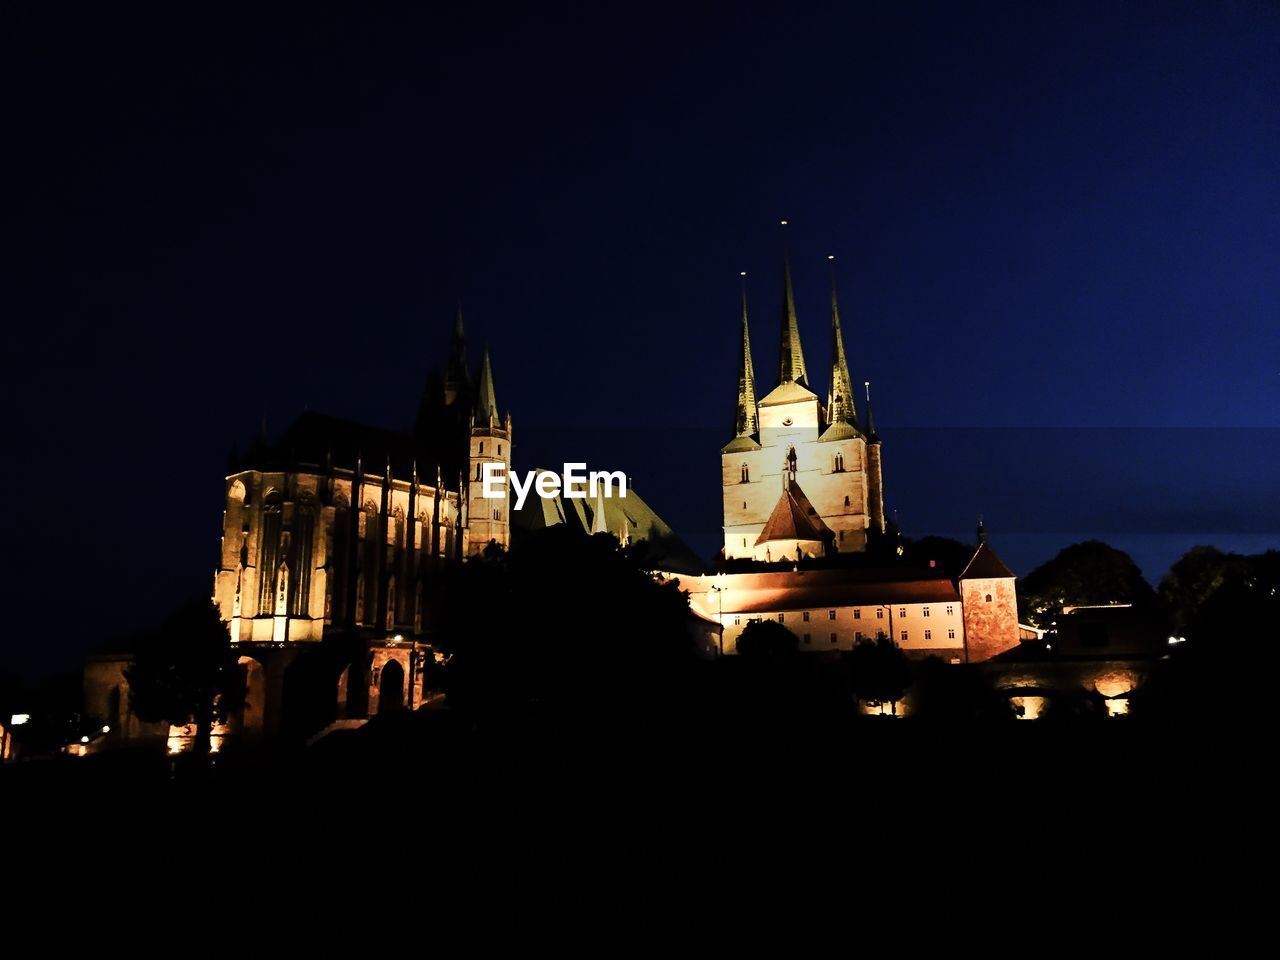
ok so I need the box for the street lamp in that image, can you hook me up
[709,575,727,657]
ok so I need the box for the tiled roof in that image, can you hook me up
[959,540,1016,580]
[684,568,961,616]
[755,478,831,545]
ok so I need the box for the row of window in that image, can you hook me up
[798,628,956,644]
[737,604,956,625]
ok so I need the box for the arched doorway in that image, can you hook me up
[379,659,405,714]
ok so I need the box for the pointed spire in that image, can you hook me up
[777,220,808,387]
[826,256,857,429]
[444,303,469,405]
[474,345,498,424]
[591,486,609,535]
[734,272,759,437]
[864,380,879,441]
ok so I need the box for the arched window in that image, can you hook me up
[257,490,283,616]
[740,464,749,483]
[479,442,485,455]
[288,499,316,617]
[834,451,845,472]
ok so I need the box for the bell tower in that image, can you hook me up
[467,346,512,555]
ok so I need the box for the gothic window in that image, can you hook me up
[740,464,749,483]
[288,500,316,617]
[742,501,746,510]
[923,607,930,617]
[498,444,502,455]
[479,442,484,455]
[948,629,956,639]
[257,491,283,616]
[834,451,845,472]
[803,611,810,622]
[900,630,908,642]
[924,629,932,640]
[828,610,836,620]
[844,496,850,507]
[475,464,482,481]
[985,594,992,603]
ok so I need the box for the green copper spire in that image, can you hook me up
[777,221,808,387]
[474,345,498,424]
[735,272,759,437]
[826,256,857,429]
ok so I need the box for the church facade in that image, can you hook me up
[721,255,884,562]
[682,246,1022,664]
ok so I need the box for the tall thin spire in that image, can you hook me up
[734,272,759,437]
[777,220,808,387]
[474,344,498,424]
[826,255,857,429]
[864,380,879,441]
[444,303,469,405]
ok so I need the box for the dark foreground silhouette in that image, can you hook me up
[3,691,1238,943]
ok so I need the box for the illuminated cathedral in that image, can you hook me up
[721,252,885,562]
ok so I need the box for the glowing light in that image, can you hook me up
[10,713,30,726]
[827,255,834,261]
[780,219,788,226]
[101,725,110,734]
[80,736,89,744]
[1167,636,1186,646]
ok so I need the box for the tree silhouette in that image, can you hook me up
[438,525,694,719]
[848,634,912,715]
[125,598,244,764]
[735,619,800,662]
[1018,540,1161,630]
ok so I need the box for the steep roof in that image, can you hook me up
[959,540,1016,580]
[777,243,808,387]
[759,379,818,406]
[756,478,832,546]
[510,471,707,575]
[826,266,858,430]
[473,346,498,423]
[683,567,961,616]
[732,284,759,440]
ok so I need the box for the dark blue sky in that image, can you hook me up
[3,2,1277,674]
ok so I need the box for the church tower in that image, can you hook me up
[720,234,885,561]
[466,346,512,555]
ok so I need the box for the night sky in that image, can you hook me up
[4,2,1277,675]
